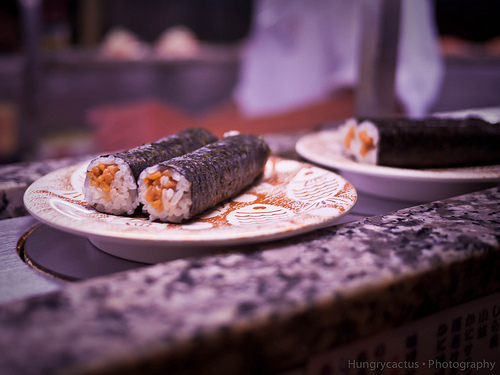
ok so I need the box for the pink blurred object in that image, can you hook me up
[99,27,149,60]
[153,26,200,59]
[87,98,195,152]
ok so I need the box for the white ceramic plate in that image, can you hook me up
[296,128,500,203]
[24,156,357,263]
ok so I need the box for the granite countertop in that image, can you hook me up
[0,186,499,374]
[1,130,500,374]
[0,155,93,219]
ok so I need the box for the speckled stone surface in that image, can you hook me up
[0,155,92,219]
[0,187,499,375]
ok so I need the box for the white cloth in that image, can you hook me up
[234,0,444,118]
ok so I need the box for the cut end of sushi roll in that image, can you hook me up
[352,120,379,164]
[139,165,192,223]
[84,156,139,215]
[339,118,357,158]
[341,118,379,165]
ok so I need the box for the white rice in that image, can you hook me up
[339,118,358,158]
[83,156,139,215]
[223,130,240,138]
[138,166,192,223]
[351,120,379,165]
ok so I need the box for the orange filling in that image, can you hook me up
[344,126,355,150]
[143,169,177,212]
[358,130,375,157]
[87,163,119,194]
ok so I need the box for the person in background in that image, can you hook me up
[89,0,443,152]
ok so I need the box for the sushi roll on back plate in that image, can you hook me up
[342,117,500,169]
[84,127,217,215]
[138,134,270,223]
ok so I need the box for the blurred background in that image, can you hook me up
[0,0,499,164]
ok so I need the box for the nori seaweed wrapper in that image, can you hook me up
[94,127,218,179]
[362,117,500,168]
[159,134,270,220]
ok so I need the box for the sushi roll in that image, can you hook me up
[342,117,500,169]
[138,134,270,223]
[84,127,218,215]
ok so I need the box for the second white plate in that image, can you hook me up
[296,128,500,203]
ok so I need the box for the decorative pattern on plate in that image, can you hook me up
[24,156,357,247]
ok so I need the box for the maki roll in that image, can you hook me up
[138,134,270,223]
[84,127,217,215]
[342,117,500,169]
